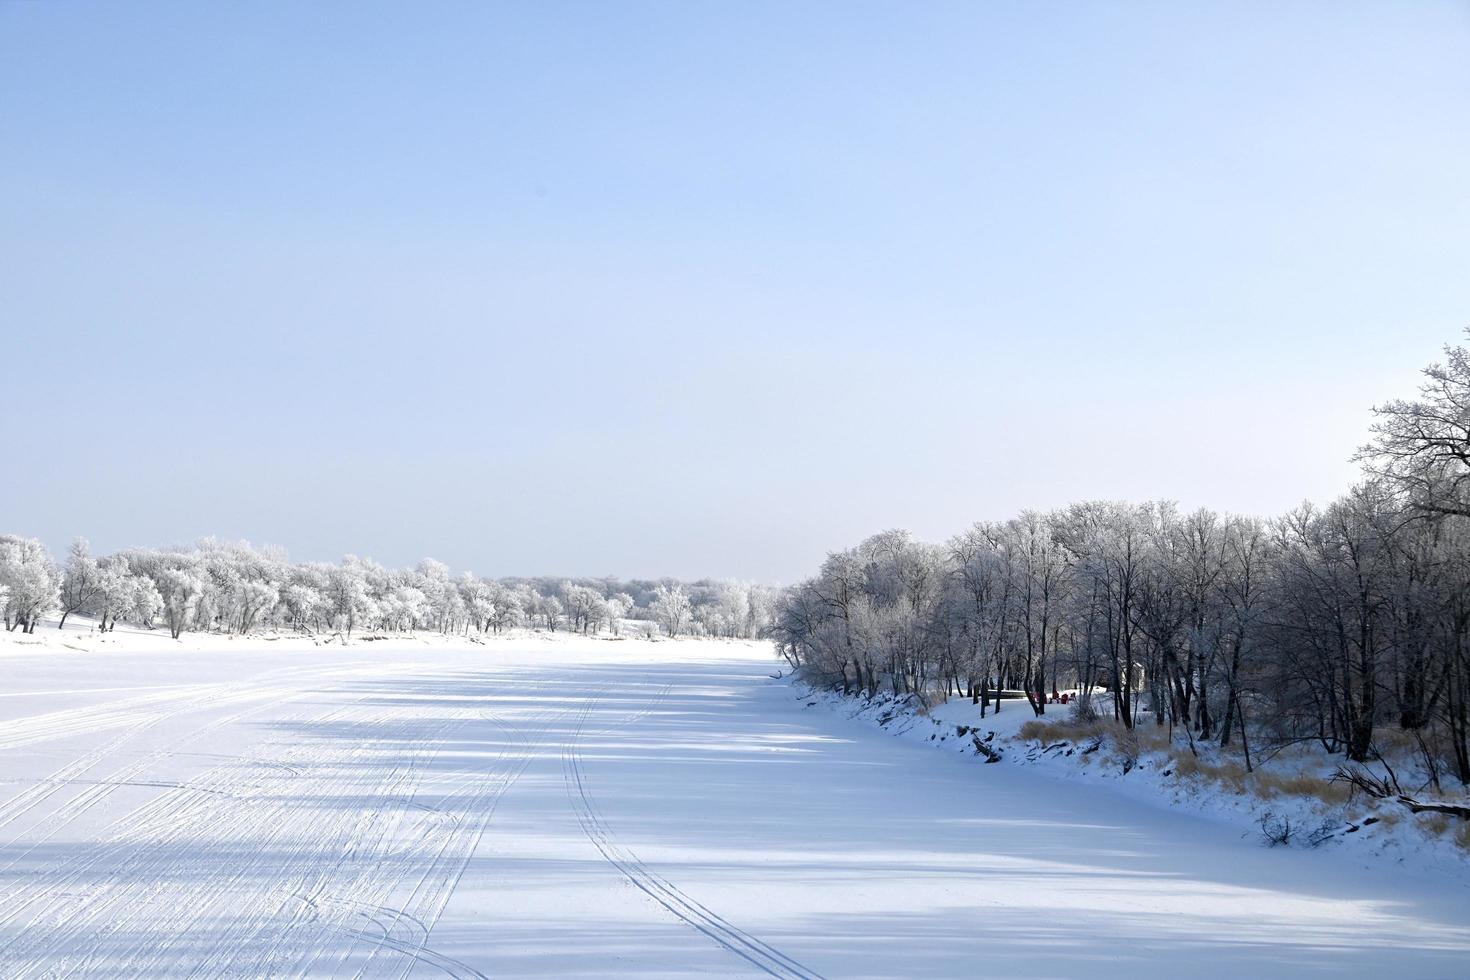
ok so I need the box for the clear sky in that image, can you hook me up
[3,1,1469,582]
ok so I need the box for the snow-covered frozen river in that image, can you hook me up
[0,632,1465,978]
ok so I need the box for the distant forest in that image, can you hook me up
[0,539,777,643]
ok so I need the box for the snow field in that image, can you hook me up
[0,623,1465,977]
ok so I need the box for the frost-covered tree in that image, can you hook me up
[489,585,522,634]
[233,579,279,634]
[157,566,205,640]
[129,575,164,630]
[89,555,137,632]
[561,583,611,634]
[650,584,692,638]
[458,574,494,633]
[1361,328,1470,518]
[382,585,429,632]
[284,583,318,631]
[0,535,61,633]
[57,538,102,629]
[326,560,374,636]
[539,595,564,631]
[606,592,635,635]
[413,559,460,633]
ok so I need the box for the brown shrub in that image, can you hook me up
[1163,749,1351,804]
[1250,770,1349,806]
[1167,750,1247,793]
[1018,718,1112,746]
[1422,813,1452,838]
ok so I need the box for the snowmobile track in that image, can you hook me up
[561,695,826,980]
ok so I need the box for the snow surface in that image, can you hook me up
[0,621,1466,978]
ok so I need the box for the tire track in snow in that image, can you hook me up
[0,690,390,975]
[156,670,556,979]
[0,661,368,753]
[0,667,594,978]
[0,685,220,751]
[268,676,565,979]
[562,694,825,980]
[0,660,380,851]
[582,681,674,738]
[0,683,311,872]
[215,701,479,979]
[95,696,462,979]
[0,668,386,956]
[338,694,574,980]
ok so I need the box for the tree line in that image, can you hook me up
[0,538,776,643]
[771,332,1470,786]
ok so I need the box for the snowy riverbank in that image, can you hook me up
[789,676,1470,886]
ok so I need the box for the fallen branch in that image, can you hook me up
[1396,796,1470,820]
[971,733,1002,763]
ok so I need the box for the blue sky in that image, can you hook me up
[3,1,1469,581]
